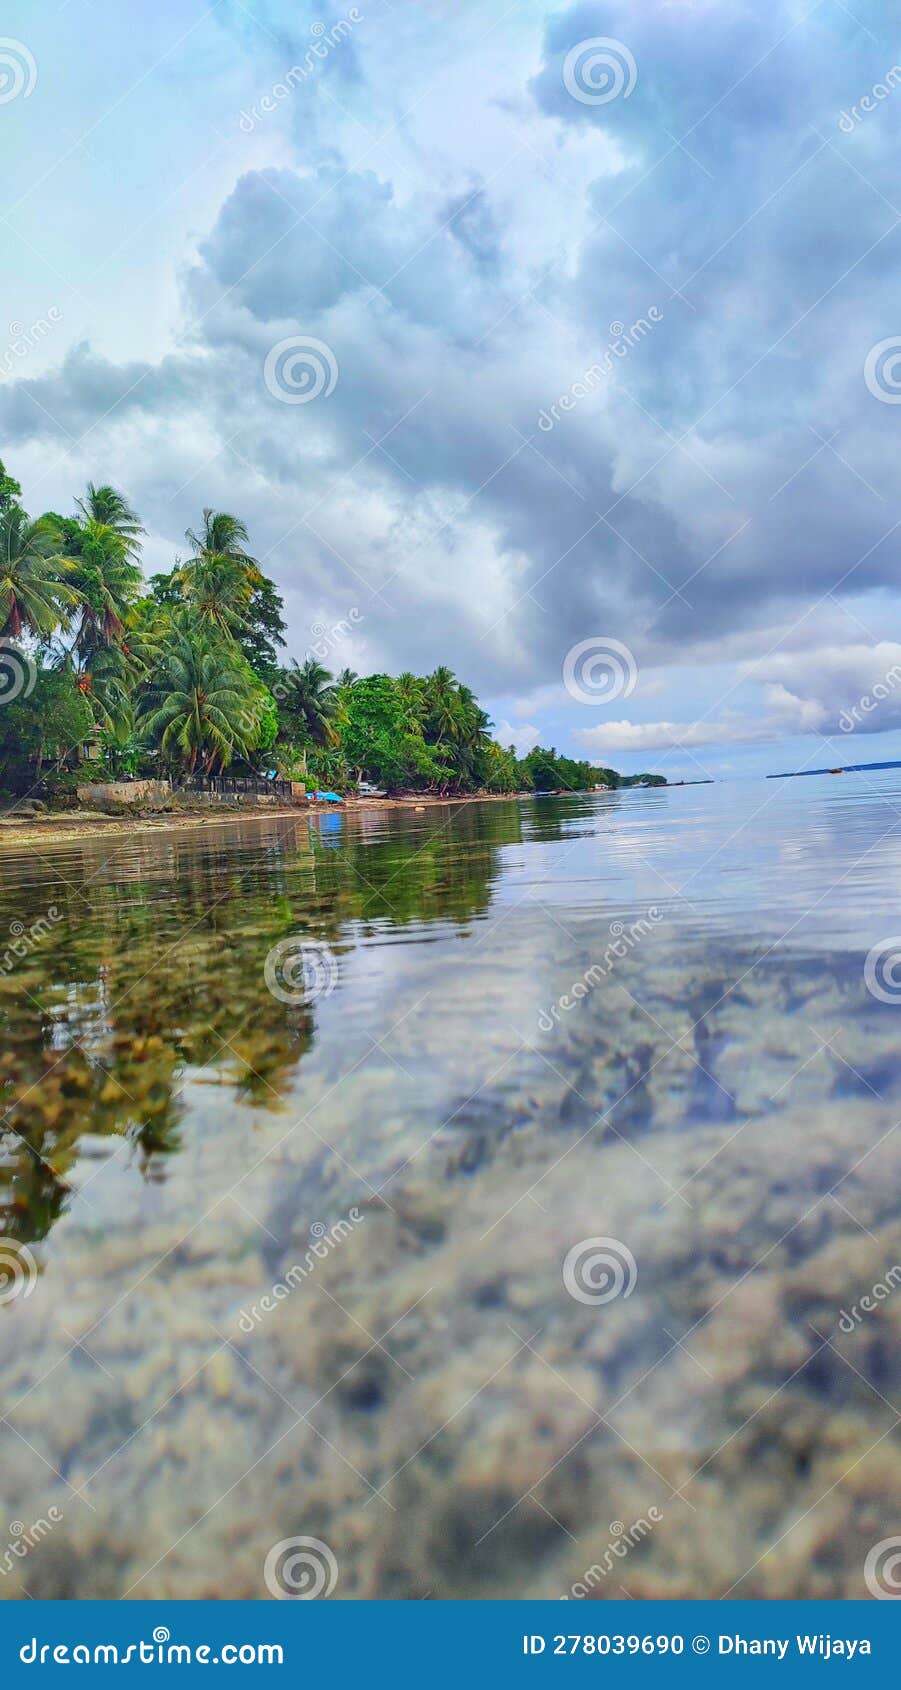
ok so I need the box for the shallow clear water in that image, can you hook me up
[1,776,900,1598]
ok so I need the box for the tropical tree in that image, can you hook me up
[69,520,143,652]
[173,510,269,645]
[0,506,78,639]
[276,658,340,749]
[75,483,143,554]
[140,626,263,775]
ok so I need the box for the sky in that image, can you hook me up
[3,0,901,781]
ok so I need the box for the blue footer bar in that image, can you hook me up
[0,1600,896,1682]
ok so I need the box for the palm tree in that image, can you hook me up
[279,658,339,748]
[0,506,78,639]
[395,671,425,733]
[424,665,463,745]
[336,667,358,689]
[71,520,143,650]
[177,510,262,638]
[75,484,143,555]
[141,628,259,775]
[186,510,258,574]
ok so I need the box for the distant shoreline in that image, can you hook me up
[767,759,901,779]
[0,784,674,848]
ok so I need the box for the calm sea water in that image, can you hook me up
[1,775,900,1598]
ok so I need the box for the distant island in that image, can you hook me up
[767,760,901,779]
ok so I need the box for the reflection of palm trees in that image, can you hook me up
[0,801,525,1246]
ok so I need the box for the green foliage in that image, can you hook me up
[0,506,79,639]
[0,455,656,800]
[139,622,266,775]
[0,659,93,789]
[0,457,23,517]
[275,658,340,748]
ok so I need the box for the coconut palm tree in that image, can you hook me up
[177,510,262,638]
[424,665,463,745]
[0,506,79,639]
[140,627,259,775]
[395,671,425,733]
[278,658,339,748]
[75,484,143,555]
[71,520,143,650]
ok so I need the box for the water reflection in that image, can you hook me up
[0,803,526,1245]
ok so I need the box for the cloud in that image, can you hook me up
[494,718,541,756]
[3,0,901,764]
[574,715,778,755]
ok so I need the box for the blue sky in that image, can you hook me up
[4,0,901,780]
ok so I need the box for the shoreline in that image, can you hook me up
[0,789,525,848]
